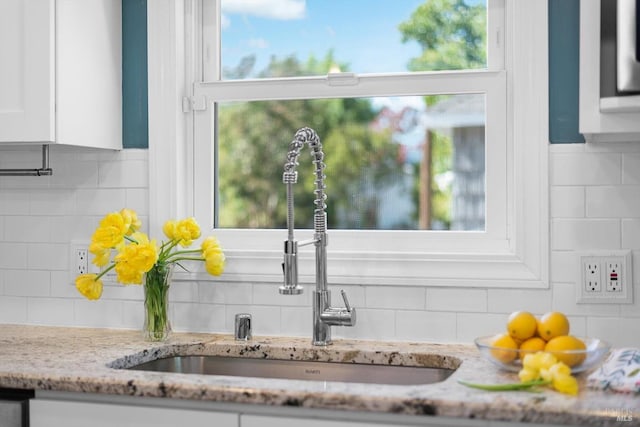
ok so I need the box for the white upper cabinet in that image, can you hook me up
[580,1,640,142]
[0,0,122,149]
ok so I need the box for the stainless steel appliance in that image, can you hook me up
[0,389,33,427]
[617,0,640,92]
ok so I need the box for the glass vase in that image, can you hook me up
[143,263,173,342]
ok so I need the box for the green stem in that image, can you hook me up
[144,263,172,341]
[457,379,550,391]
[95,263,116,281]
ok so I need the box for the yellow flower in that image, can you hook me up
[163,218,201,246]
[518,367,538,383]
[162,219,177,240]
[552,373,579,395]
[91,223,125,250]
[75,209,225,302]
[201,236,221,252]
[174,217,201,247]
[89,242,111,267]
[75,274,103,300]
[201,236,225,276]
[523,351,557,371]
[205,251,225,276]
[120,208,141,235]
[114,232,158,284]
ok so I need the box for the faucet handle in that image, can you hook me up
[340,289,352,312]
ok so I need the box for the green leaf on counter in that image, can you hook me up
[457,378,550,392]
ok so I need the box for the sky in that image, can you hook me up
[220,0,427,77]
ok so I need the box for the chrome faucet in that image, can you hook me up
[280,127,356,346]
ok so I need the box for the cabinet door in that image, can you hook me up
[241,414,479,427]
[0,0,55,143]
[30,399,238,427]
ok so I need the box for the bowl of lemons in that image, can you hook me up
[475,311,611,373]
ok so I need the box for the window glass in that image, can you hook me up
[216,93,485,231]
[220,0,487,79]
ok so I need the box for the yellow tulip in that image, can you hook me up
[205,250,225,276]
[75,274,103,300]
[120,208,141,235]
[114,233,158,284]
[523,351,557,371]
[173,217,201,247]
[518,367,538,383]
[163,219,177,240]
[552,373,579,395]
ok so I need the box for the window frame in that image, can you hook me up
[147,0,549,289]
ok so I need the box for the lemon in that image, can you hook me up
[544,335,586,367]
[537,311,570,341]
[489,333,519,364]
[518,336,546,360]
[507,311,538,340]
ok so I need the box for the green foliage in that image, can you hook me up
[218,53,398,229]
[218,1,487,230]
[398,0,487,71]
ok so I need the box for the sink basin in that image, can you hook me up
[126,355,455,386]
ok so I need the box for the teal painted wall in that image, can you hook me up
[122,0,148,149]
[548,0,585,143]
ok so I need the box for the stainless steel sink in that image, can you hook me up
[126,355,455,386]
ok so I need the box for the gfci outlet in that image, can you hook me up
[577,251,634,304]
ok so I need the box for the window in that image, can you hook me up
[148,1,548,288]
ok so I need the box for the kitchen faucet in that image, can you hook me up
[280,127,356,346]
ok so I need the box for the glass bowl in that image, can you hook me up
[474,335,610,373]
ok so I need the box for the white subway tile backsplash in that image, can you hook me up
[0,243,28,269]
[280,306,310,337]
[622,220,640,249]
[4,216,52,242]
[0,146,638,347]
[366,286,425,310]
[172,302,226,333]
[99,160,148,189]
[622,153,640,184]
[4,270,50,297]
[27,243,68,270]
[395,311,457,342]
[551,283,620,317]
[0,191,30,215]
[456,313,505,342]
[551,152,621,186]
[27,297,75,326]
[550,186,585,218]
[0,296,27,323]
[76,189,127,215]
[550,251,577,284]
[336,308,396,341]
[587,186,640,218]
[29,190,76,215]
[224,282,253,305]
[552,219,620,250]
[487,288,551,314]
[74,299,124,328]
[426,288,487,312]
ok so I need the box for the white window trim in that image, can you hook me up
[148,1,549,289]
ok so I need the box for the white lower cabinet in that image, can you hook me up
[30,393,566,427]
[30,398,238,427]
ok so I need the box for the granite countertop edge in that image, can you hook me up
[0,325,637,426]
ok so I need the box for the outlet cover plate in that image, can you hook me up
[577,250,633,304]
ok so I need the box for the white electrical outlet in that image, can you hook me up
[577,251,633,304]
[70,241,89,278]
[582,258,601,292]
[605,258,623,292]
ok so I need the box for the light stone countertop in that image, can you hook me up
[0,325,637,426]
